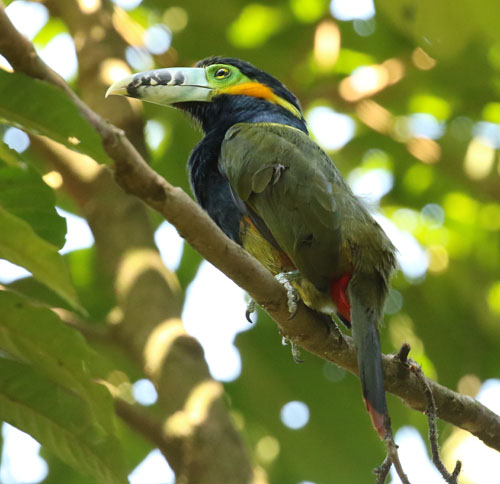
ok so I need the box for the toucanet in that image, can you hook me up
[107,57,397,438]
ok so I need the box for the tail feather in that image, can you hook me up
[348,274,388,439]
[357,321,386,438]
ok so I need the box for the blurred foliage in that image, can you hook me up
[0,0,499,483]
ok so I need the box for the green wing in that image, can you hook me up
[220,122,345,291]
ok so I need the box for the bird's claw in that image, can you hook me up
[282,336,304,364]
[245,299,256,323]
[275,271,300,318]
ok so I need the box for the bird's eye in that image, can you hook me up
[214,68,230,79]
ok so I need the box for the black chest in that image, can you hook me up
[188,137,244,243]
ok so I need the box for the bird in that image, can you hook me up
[106,57,397,438]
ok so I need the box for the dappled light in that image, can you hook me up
[77,0,101,15]
[457,374,481,397]
[280,401,310,430]
[111,0,142,10]
[227,5,283,48]
[411,47,436,70]
[330,0,374,21]
[143,317,185,380]
[112,6,144,46]
[99,57,131,84]
[164,380,223,437]
[464,137,496,179]
[256,436,280,464]
[132,378,158,406]
[313,20,340,70]
[144,25,172,55]
[0,0,499,483]
[163,7,188,34]
[125,45,154,71]
[355,99,392,133]
[339,64,388,101]
[307,106,354,150]
[406,137,441,164]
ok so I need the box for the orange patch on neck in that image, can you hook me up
[219,82,302,119]
[222,82,276,101]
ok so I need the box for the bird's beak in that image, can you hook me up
[105,67,212,106]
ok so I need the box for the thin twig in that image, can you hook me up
[383,414,411,484]
[374,455,392,484]
[374,408,412,484]
[385,438,411,484]
[414,366,462,483]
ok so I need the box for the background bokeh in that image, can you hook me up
[0,0,500,483]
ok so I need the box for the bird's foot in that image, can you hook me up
[245,270,300,323]
[282,336,304,364]
[275,270,301,318]
[245,298,256,323]
[328,316,345,345]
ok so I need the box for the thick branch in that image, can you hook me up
[114,397,178,461]
[0,3,499,453]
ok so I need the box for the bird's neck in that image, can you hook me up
[181,95,308,140]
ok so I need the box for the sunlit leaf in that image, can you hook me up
[0,70,111,164]
[0,291,113,424]
[0,357,126,484]
[0,141,66,248]
[0,208,80,310]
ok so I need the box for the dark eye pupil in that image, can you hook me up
[216,68,228,78]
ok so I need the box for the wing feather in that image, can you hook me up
[220,122,346,291]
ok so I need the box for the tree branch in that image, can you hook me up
[113,397,178,461]
[0,2,499,454]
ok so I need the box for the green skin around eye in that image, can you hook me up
[205,64,252,89]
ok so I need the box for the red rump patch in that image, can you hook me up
[329,273,352,322]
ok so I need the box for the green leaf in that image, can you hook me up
[0,358,126,484]
[0,291,112,431]
[0,140,67,248]
[0,70,112,164]
[0,207,80,310]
